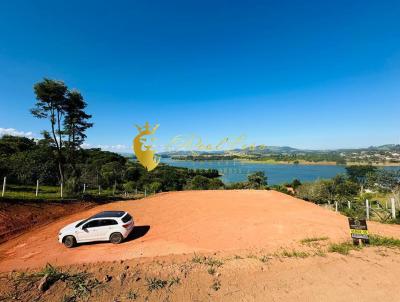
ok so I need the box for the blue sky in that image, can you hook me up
[0,0,399,152]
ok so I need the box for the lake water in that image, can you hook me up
[161,158,400,185]
[161,158,347,185]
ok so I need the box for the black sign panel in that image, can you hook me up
[348,218,369,240]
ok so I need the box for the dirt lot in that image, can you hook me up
[1,190,400,301]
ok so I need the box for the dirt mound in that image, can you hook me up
[0,200,96,244]
[1,190,399,272]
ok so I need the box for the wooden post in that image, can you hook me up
[1,177,5,197]
[347,200,351,209]
[366,199,369,220]
[83,183,86,193]
[98,185,101,195]
[335,201,338,212]
[36,180,39,197]
[144,188,147,197]
[60,182,63,199]
[385,200,388,209]
[135,187,137,195]
[391,198,396,219]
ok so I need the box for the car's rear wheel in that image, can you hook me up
[63,235,76,248]
[110,232,123,244]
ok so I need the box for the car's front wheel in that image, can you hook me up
[109,232,123,244]
[63,235,76,248]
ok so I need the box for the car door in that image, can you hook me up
[76,219,102,242]
[95,219,119,240]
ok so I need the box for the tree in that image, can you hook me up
[31,79,68,183]
[247,171,267,189]
[63,90,93,170]
[291,179,302,189]
[185,175,212,190]
[345,165,377,193]
[366,169,400,192]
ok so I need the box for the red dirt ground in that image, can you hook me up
[0,200,96,244]
[1,190,399,272]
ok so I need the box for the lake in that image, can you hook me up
[161,158,347,184]
[161,158,400,185]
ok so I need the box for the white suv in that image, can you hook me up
[58,211,134,248]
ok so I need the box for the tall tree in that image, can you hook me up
[31,79,68,183]
[63,90,93,174]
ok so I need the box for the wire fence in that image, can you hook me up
[327,198,398,222]
[0,176,158,200]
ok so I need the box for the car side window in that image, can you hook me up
[99,219,118,226]
[83,220,100,229]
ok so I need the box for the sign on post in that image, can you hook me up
[348,218,369,245]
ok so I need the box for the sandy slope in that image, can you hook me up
[1,190,399,272]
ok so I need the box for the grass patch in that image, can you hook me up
[259,255,270,263]
[207,267,217,275]
[15,263,101,300]
[281,250,309,258]
[211,279,221,291]
[145,277,168,292]
[191,255,223,267]
[126,289,139,300]
[369,235,400,247]
[191,254,205,264]
[168,276,181,287]
[328,242,360,255]
[313,249,327,257]
[300,237,329,245]
[145,276,180,292]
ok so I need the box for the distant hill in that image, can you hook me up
[155,144,400,157]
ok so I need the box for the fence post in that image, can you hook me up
[366,199,369,220]
[98,185,101,195]
[144,188,147,197]
[347,200,351,209]
[1,177,5,197]
[335,201,338,212]
[60,182,63,198]
[36,179,39,197]
[385,200,388,209]
[391,198,396,219]
[83,183,86,193]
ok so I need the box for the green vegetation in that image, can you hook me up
[328,235,400,255]
[281,250,309,258]
[211,279,221,291]
[126,289,140,300]
[369,234,400,247]
[145,276,180,292]
[300,237,329,244]
[0,134,225,199]
[295,166,400,223]
[227,171,268,189]
[145,277,168,292]
[328,242,360,255]
[14,263,101,300]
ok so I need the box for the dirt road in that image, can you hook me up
[1,190,399,272]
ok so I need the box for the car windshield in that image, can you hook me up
[75,219,89,228]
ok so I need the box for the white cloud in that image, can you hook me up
[0,128,35,138]
[82,143,130,152]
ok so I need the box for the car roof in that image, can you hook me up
[89,211,126,219]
